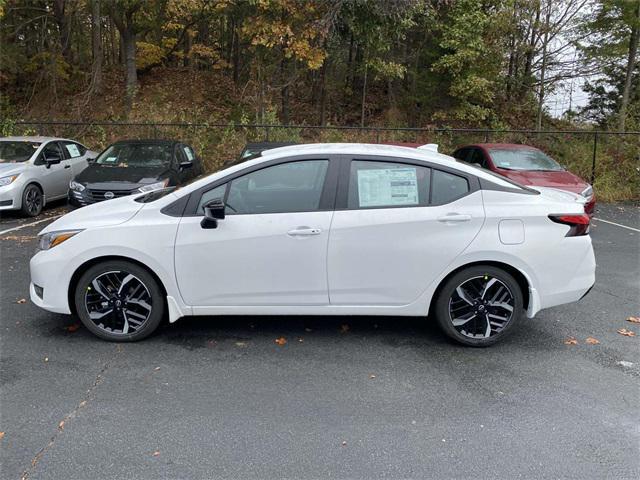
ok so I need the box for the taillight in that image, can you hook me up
[548,214,590,236]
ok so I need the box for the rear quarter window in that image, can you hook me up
[431,169,469,204]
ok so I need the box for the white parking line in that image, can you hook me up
[0,214,63,236]
[594,217,640,233]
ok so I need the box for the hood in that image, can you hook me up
[75,164,168,186]
[0,162,27,177]
[495,168,588,194]
[40,194,145,234]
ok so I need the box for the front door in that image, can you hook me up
[174,158,336,306]
[37,142,71,199]
[328,158,485,306]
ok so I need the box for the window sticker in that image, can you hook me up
[104,156,118,163]
[65,144,80,157]
[357,167,419,207]
[183,146,194,161]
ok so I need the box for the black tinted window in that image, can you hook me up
[431,170,469,204]
[226,160,328,214]
[468,149,486,168]
[348,160,430,209]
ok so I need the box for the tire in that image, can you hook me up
[433,265,523,347]
[74,260,165,342]
[20,184,43,217]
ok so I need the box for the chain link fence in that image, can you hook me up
[5,121,639,202]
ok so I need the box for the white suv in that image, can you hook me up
[0,136,96,216]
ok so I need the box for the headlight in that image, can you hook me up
[581,185,593,200]
[69,180,85,191]
[0,174,20,187]
[138,179,169,193]
[37,229,83,251]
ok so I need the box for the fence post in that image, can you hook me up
[265,125,270,142]
[590,131,598,185]
[376,129,380,144]
[484,131,489,143]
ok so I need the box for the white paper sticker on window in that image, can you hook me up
[65,144,80,157]
[357,167,419,207]
[183,146,194,161]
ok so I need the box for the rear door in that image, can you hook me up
[327,156,485,306]
[60,141,90,178]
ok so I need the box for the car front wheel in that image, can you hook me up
[434,265,523,347]
[74,260,165,342]
[21,184,43,217]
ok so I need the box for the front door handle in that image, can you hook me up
[287,227,322,236]
[437,213,472,223]
[64,165,71,169]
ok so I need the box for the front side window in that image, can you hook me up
[38,142,64,164]
[0,141,41,163]
[431,169,469,204]
[198,184,227,213]
[225,160,329,214]
[95,143,173,168]
[489,148,564,171]
[348,160,430,209]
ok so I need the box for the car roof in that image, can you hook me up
[244,141,297,149]
[112,139,179,145]
[0,136,75,143]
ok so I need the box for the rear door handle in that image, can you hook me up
[287,227,322,236]
[437,213,472,223]
[64,165,71,169]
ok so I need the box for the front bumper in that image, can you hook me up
[0,180,23,211]
[30,249,73,314]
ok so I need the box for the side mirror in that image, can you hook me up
[44,153,62,168]
[87,155,96,162]
[200,198,225,229]
[179,160,193,171]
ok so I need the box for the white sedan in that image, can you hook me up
[0,136,96,216]
[29,143,595,346]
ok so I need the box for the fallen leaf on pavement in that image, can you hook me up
[585,337,600,345]
[16,298,26,304]
[298,338,304,343]
[44,357,48,362]
[369,374,376,379]
[275,337,287,346]
[305,328,312,332]
[563,337,578,345]
[154,367,161,371]
[79,401,87,408]
[617,328,636,337]
[627,316,640,324]
[153,451,160,457]
[340,324,350,333]
[341,441,347,446]
[64,323,80,332]
[235,341,247,347]
[0,432,4,440]
[58,421,65,430]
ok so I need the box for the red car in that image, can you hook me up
[452,143,595,215]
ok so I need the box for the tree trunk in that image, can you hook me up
[91,0,103,93]
[522,1,540,97]
[281,55,290,124]
[619,2,640,131]
[536,5,551,131]
[232,25,240,85]
[183,30,192,68]
[52,0,73,65]
[361,55,368,127]
[318,57,328,126]
[121,29,138,111]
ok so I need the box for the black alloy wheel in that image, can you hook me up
[74,260,165,341]
[434,266,523,347]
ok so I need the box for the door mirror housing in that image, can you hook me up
[44,153,62,168]
[179,160,193,171]
[200,198,225,229]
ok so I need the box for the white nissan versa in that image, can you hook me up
[29,144,595,346]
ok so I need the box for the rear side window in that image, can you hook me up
[226,160,328,214]
[348,160,430,209]
[431,170,469,204]
[62,141,85,158]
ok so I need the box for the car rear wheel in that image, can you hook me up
[434,266,523,347]
[74,260,165,342]
[21,184,43,217]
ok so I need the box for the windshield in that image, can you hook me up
[489,148,564,171]
[0,141,41,163]
[96,144,173,168]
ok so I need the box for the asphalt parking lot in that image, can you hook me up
[1,203,638,479]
